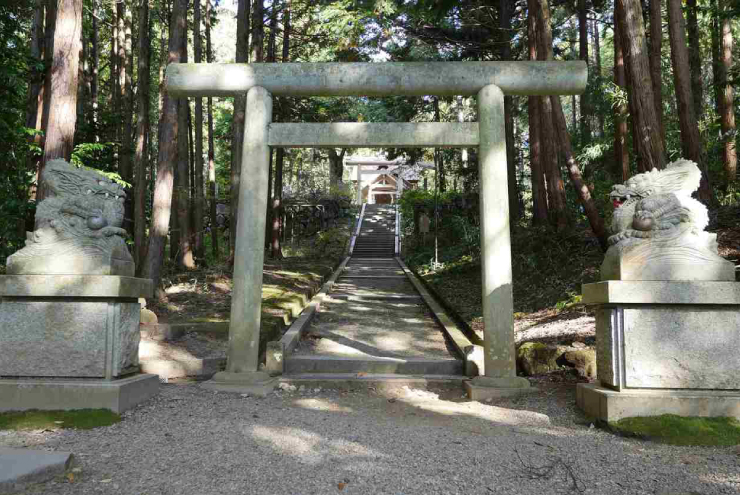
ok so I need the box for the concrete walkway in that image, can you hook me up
[286,204,463,377]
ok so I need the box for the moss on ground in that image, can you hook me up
[0,409,120,431]
[607,415,740,446]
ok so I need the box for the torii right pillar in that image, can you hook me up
[465,84,533,400]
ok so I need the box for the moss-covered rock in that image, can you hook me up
[516,342,567,376]
[563,348,597,379]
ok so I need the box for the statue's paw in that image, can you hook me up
[101,226,128,237]
[635,210,654,221]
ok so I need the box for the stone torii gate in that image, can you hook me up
[166,61,586,398]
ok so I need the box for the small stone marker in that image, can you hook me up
[419,214,430,234]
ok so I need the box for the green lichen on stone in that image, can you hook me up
[0,409,121,431]
[563,349,597,379]
[607,414,740,446]
[516,342,564,376]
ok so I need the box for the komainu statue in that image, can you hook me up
[601,159,735,281]
[7,159,134,276]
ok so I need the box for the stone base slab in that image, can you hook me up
[201,371,276,397]
[0,448,74,494]
[577,383,740,422]
[0,374,159,413]
[465,376,537,401]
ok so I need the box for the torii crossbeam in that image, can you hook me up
[166,61,587,398]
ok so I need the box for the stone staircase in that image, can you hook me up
[280,203,465,379]
[352,204,396,258]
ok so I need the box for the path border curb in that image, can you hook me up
[396,258,482,377]
[266,256,351,374]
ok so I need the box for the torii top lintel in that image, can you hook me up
[166,61,587,98]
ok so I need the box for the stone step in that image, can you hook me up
[277,374,466,391]
[327,294,423,302]
[284,356,463,375]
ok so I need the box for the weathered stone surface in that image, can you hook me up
[603,159,734,281]
[594,303,740,390]
[7,160,134,276]
[622,307,740,389]
[0,299,141,379]
[167,61,587,98]
[0,448,73,493]
[563,348,596,379]
[583,280,740,305]
[0,275,152,298]
[516,343,564,376]
[0,374,159,413]
[577,383,740,422]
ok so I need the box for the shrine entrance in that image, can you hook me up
[166,61,586,397]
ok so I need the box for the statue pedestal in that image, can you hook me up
[577,281,740,422]
[0,275,159,412]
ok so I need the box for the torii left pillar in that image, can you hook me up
[202,86,276,395]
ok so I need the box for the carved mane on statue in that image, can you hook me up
[7,159,134,276]
[602,159,734,281]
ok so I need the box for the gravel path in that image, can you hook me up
[3,380,738,495]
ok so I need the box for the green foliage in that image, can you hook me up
[0,409,121,431]
[607,415,740,447]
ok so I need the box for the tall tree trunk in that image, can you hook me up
[614,19,630,181]
[666,0,712,202]
[116,0,126,170]
[327,148,344,185]
[265,4,278,248]
[550,96,609,251]
[648,0,665,148]
[193,0,205,261]
[718,0,736,184]
[617,1,643,173]
[527,0,548,225]
[90,1,99,140]
[176,7,195,269]
[77,18,87,134]
[25,0,45,196]
[251,0,264,62]
[593,18,605,136]
[534,0,567,231]
[134,0,150,268]
[615,0,665,171]
[120,0,134,233]
[271,0,290,259]
[206,0,219,257]
[229,0,251,261]
[578,0,591,144]
[432,96,446,192]
[141,0,186,297]
[686,0,703,119]
[111,0,118,116]
[500,0,520,220]
[711,0,722,113]
[37,0,56,203]
[42,0,83,174]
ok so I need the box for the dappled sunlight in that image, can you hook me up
[403,398,552,428]
[292,398,354,413]
[249,425,387,465]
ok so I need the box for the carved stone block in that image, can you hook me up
[0,275,152,380]
[6,160,134,276]
[584,281,740,392]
